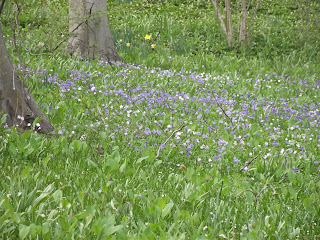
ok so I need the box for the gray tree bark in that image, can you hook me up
[225,0,233,46]
[66,0,122,63]
[211,0,233,46]
[0,23,54,133]
[239,0,247,43]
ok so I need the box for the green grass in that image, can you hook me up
[1,0,320,239]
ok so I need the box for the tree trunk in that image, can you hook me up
[225,0,233,46]
[239,0,247,43]
[211,0,227,34]
[66,0,122,63]
[0,23,54,133]
[211,0,233,46]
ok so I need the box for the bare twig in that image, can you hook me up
[0,0,6,15]
[212,92,234,130]
[239,155,258,172]
[234,189,256,198]
[155,124,185,159]
[96,107,106,124]
[235,183,271,207]
[255,183,269,202]
[51,21,84,52]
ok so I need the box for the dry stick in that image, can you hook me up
[213,92,235,131]
[239,155,258,172]
[23,21,85,67]
[234,189,256,199]
[96,107,106,124]
[127,91,197,162]
[254,183,270,205]
[155,124,185,159]
[0,0,6,15]
[50,22,84,52]
[234,183,270,207]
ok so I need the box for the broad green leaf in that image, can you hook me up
[162,201,174,218]
[136,156,149,164]
[19,224,29,240]
[32,182,55,207]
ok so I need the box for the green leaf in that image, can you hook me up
[87,158,98,168]
[162,201,174,218]
[52,189,63,202]
[119,162,126,173]
[21,167,31,180]
[42,222,50,235]
[288,187,297,200]
[32,182,55,207]
[288,169,295,183]
[59,217,70,232]
[303,198,310,208]
[136,156,149,164]
[19,224,29,240]
[149,221,165,229]
[0,114,7,125]
[154,160,162,167]
[104,225,122,236]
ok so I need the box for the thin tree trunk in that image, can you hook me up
[247,0,262,41]
[211,0,233,46]
[0,23,54,133]
[239,0,247,43]
[66,0,122,63]
[211,0,227,34]
[225,0,233,46]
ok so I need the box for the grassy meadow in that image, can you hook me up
[0,0,320,239]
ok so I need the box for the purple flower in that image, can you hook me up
[233,157,239,163]
[314,161,318,165]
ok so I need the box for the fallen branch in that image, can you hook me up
[239,155,258,172]
[155,124,185,159]
[234,183,271,207]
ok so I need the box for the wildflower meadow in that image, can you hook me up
[0,0,319,239]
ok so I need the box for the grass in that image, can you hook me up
[0,0,320,239]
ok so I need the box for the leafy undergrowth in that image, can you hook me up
[0,0,320,238]
[0,57,320,239]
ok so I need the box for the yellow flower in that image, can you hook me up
[126,42,130,47]
[119,39,123,42]
[61,34,65,38]
[151,44,156,49]
[144,34,151,40]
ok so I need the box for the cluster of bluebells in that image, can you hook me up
[31,62,320,172]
